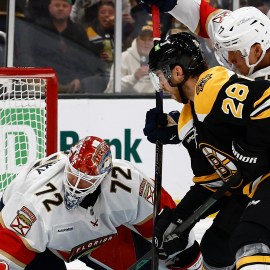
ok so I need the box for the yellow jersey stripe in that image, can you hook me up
[237,255,270,269]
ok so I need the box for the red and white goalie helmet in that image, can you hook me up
[64,136,112,210]
[214,7,270,75]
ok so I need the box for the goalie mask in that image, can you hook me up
[64,136,112,210]
[214,7,270,76]
[148,32,207,98]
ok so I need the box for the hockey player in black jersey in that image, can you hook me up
[145,31,270,270]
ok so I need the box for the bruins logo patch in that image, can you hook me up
[199,142,237,181]
[196,74,213,95]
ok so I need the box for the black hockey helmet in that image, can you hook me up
[148,32,208,84]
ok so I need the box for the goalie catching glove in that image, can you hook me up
[143,108,180,144]
[154,207,192,260]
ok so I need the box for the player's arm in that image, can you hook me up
[230,84,270,185]
[0,213,37,269]
[153,184,209,269]
[120,163,176,238]
[155,183,214,245]
[141,0,227,39]
[130,172,204,269]
[169,0,222,38]
[0,194,48,270]
[131,177,176,240]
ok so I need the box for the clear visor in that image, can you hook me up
[149,71,162,91]
[214,42,249,70]
[214,43,233,69]
[64,160,107,198]
[149,66,172,91]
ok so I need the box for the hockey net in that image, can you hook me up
[0,68,58,192]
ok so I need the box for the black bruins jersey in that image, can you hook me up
[191,66,270,195]
[178,103,223,192]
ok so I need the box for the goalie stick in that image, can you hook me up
[151,5,162,270]
[128,172,242,270]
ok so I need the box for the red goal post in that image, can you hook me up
[0,67,58,191]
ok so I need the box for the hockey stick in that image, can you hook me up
[151,5,162,270]
[128,172,241,270]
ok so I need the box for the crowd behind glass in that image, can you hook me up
[0,0,270,94]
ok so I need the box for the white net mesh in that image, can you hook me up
[0,78,47,191]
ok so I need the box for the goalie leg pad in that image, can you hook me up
[200,224,235,268]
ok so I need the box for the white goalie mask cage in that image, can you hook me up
[214,7,270,75]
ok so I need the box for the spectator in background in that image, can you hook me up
[70,0,102,26]
[71,0,134,27]
[241,0,270,18]
[24,0,51,23]
[71,0,135,50]
[217,0,233,9]
[15,0,106,93]
[0,0,26,32]
[86,1,115,71]
[105,25,155,94]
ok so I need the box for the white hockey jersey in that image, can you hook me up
[169,0,270,81]
[0,152,181,269]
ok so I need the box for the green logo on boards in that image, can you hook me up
[106,129,142,162]
[60,129,142,163]
[0,108,45,190]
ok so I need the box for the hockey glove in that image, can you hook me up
[138,0,177,13]
[0,262,9,270]
[166,241,203,270]
[154,207,190,260]
[154,207,174,259]
[143,108,180,144]
[232,139,270,183]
